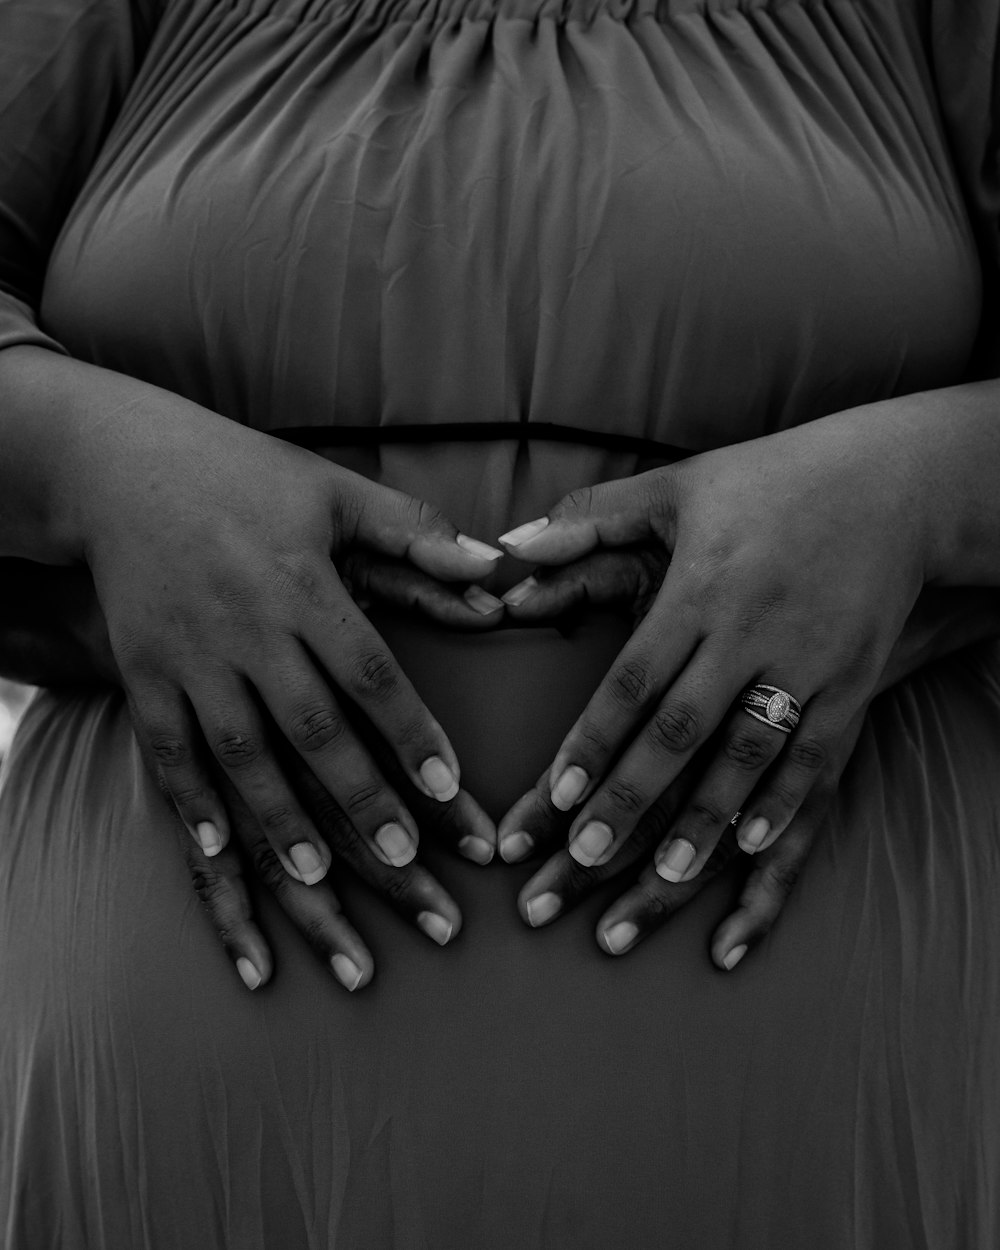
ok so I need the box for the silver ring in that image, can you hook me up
[740,683,801,734]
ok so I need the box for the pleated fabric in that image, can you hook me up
[2,0,1000,1246]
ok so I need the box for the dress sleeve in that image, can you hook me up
[928,2,1000,274]
[0,0,163,353]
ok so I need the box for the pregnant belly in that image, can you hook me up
[369,607,633,822]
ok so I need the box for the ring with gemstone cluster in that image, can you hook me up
[740,683,801,734]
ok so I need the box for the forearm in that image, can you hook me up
[0,343,217,565]
[850,378,1000,588]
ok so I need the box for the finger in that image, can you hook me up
[342,553,504,629]
[180,833,274,991]
[497,471,675,565]
[516,766,699,928]
[346,481,504,581]
[127,683,231,857]
[710,813,819,971]
[563,649,738,867]
[286,756,463,947]
[501,547,667,621]
[496,771,569,864]
[544,598,701,819]
[594,830,743,956]
[327,700,498,866]
[192,678,335,885]
[647,702,791,884]
[300,591,464,804]
[255,656,422,871]
[517,796,670,928]
[733,698,843,856]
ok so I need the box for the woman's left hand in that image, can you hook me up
[497,409,930,882]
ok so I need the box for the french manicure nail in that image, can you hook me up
[604,921,640,955]
[420,756,460,802]
[331,953,364,991]
[551,765,589,811]
[290,841,327,884]
[501,576,538,607]
[417,911,453,945]
[236,956,262,991]
[738,816,770,854]
[375,821,417,867]
[459,834,494,865]
[499,830,534,862]
[456,533,505,561]
[723,944,748,971]
[655,838,697,882]
[569,820,614,867]
[195,821,222,856]
[464,584,505,615]
[498,517,550,547]
[526,892,562,927]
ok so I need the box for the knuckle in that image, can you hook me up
[762,856,802,898]
[686,799,727,830]
[560,485,595,518]
[723,730,773,772]
[603,776,647,815]
[187,861,229,910]
[635,879,672,920]
[787,735,828,774]
[646,701,701,755]
[213,730,263,771]
[287,704,345,754]
[347,650,399,703]
[576,721,611,758]
[251,842,289,891]
[341,781,383,817]
[295,912,335,954]
[268,554,325,609]
[169,783,208,811]
[259,804,297,836]
[148,733,190,769]
[379,864,417,903]
[609,658,655,708]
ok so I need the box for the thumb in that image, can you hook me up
[497,469,675,565]
[347,481,504,581]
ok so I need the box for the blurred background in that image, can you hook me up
[0,680,33,762]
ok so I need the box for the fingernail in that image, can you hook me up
[501,576,538,607]
[236,956,262,991]
[499,830,534,862]
[331,953,364,991]
[463,584,505,616]
[417,911,453,945]
[195,820,222,856]
[655,838,697,882]
[723,944,748,971]
[459,834,494,865]
[525,892,562,927]
[568,820,614,867]
[456,533,504,561]
[420,756,460,802]
[290,841,327,885]
[375,821,417,867]
[551,765,589,811]
[498,517,550,547]
[603,921,639,955]
[738,816,770,854]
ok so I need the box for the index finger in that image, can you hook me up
[544,588,699,812]
[300,583,463,804]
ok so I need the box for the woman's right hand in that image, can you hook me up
[51,376,504,886]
